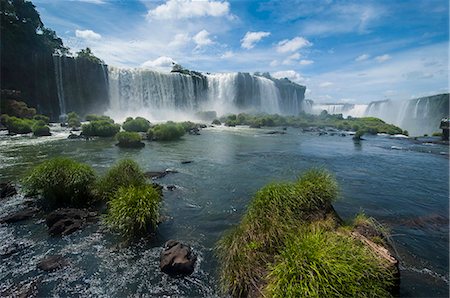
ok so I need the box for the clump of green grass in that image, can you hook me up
[264,228,394,297]
[115,131,144,148]
[82,119,120,137]
[147,121,185,141]
[104,185,161,238]
[96,159,147,200]
[5,116,33,134]
[217,169,339,296]
[32,120,51,136]
[122,116,151,132]
[67,111,81,128]
[22,157,96,208]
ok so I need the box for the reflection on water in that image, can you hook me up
[0,126,448,296]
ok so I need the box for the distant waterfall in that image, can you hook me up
[53,55,66,118]
[107,68,305,120]
[309,93,449,136]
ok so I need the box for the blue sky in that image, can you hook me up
[34,0,448,103]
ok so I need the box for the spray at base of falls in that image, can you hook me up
[307,93,449,136]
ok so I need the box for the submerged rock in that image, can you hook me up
[266,131,286,135]
[37,255,68,272]
[46,208,96,236]
[145,169,179,180]
[166,185,176,191]
[0,181,17,199]
[160,240,197,276]
[181,160,193,164]
[0,207,40,224]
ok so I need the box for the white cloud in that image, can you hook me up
[147,0,230,20]
[319,81,334,87]
[271,70,305,83]
[169,33,191,48]
[193,29,213,48]
[142,56,176,71]
[375,54,391,62]
[276,36,312,53]
[75,29,102,40]
[270,60,279,67]
[282,52,301,65]
[355,54,370,62]
[299,59,314,65]
[241,31,270,49]
[220,51,234,59]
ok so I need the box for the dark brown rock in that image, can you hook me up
[0,207,39,224]
[0,181,17,199]
[46,208,96,236]
[160,240,197,276]
[37,255,68,272]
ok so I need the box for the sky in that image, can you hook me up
[33,0,449,104]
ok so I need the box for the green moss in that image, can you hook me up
[33,114,50,124]
[85,114,114,123]
[96,159,147,200]
[32,120,51,136]
[122,117,151,132]
[148,121,185,141]
[104,185,161,238]
[116,131,144,148]
[265,228,394,297]
[5,116,33,134]
[22,157,96,208]
[82,120,120,137]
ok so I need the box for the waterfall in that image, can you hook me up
[256,76,280,114]
[308,94,449,136]
[53,55,66,118]
[106,68,305,120]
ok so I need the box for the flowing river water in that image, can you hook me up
[0,125,448,297]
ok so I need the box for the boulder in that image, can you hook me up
[166,185,176,191]
[46,208,96,236]
[0,181,17,199]
[160,240,197,276]
[145,169,179,180]
[181,160,193,164]
[37,255,68,272]
[0,207,40,224]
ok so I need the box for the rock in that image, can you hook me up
[0,241,30,258]
[188,128,201,135]
[166,185,176,191]
[46,208,96,236]
[0,207,40,224]
[67,133,83,139]
[318,131,327,136]
[145,169,179,180]
[37,255,68,272]
[160,240,197,276]
[0,181,17,199]
[181,160,193,164]
[266,131,286,135]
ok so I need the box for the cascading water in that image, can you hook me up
[107,68,305,120]
[309,93,449,136]
[53,55,66,119]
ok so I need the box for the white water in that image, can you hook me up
[53,55,66,118]
[309,94,449,136]
[107,69,294,121]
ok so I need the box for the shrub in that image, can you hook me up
[148,121,185,141]
[96,159,147,200]
[0,114,10,126]
[116,131,144,148]
[67,111,81,128]
[353,129,365,140]
[32,120,51,136]
[82,120,120,137]
[104,185,161,238]
[264,228,394,297]
[122,117,151,132]
[0,99,36,118]
[33,114,50,124]
[212,119,221,125]
[432,132,443,137]
[22,157,96,208]
[85,114,114,123]
[5,116,33,134]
